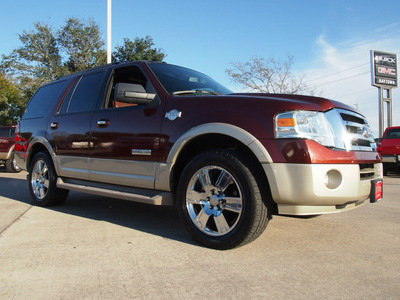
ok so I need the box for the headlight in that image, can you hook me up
[275,111,335,147]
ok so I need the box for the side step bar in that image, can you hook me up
[56,177,173,206]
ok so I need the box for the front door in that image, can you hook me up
[89,65,164,189]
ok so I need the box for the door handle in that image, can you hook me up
[50,122,59,129]
[97,119,110,128]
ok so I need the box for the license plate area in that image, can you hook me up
[370,179,383,203]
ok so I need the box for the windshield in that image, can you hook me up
[385,128,400,139]
[148,63,232,95]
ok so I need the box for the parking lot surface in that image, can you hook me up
[0,169,399,299]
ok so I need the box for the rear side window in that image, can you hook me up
[60,71,106,114]
[22,80,66,119]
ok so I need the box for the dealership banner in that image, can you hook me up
[371,50,398,88]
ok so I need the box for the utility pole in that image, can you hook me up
[107,0,112,64]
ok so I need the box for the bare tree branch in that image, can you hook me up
[226,54,319,95]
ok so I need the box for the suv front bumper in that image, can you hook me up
[263,162,383,215]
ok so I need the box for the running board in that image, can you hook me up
[56,177,173,206]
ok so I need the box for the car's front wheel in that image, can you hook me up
[176,149,271,250]
[28,151,69,206]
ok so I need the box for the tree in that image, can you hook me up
[1,18,108,116]
[0,18,167,121]
[113,36,166,62]
[1,22,63,95]
[0,72,24,125]
[58,18,106,73]
[226,55,316,95]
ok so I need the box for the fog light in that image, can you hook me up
[324,170,342,189]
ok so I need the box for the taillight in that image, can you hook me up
[377,142,382,153]
[15,123,21,140]
[14,123,24,151]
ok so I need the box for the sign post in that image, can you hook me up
[371,50,398,137]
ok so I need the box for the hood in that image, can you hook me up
[230,93,356,113]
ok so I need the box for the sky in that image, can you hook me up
[1,0,400,136]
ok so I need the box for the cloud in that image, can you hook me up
[303,34,400,137]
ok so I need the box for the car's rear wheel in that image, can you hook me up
[28,151,69,206]
[176,149,271,250]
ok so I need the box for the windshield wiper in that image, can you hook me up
[172,89,222,95]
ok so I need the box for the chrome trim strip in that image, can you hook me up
[131,149,152,156]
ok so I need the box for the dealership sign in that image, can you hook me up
[371,50,398,87]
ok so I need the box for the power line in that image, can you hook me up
[308,51,400,100]
[333,88,372,99]
[317,71,370,86]
[306,51,400,84]
[306,62,369,83]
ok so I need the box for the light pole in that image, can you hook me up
[107,0,112,64]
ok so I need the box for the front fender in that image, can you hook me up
[167,123,273,164]
[154,123,273,191]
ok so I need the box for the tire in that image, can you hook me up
[382,163,387,176]
[176,149,271,250]
[5,153,22,173]
[28,151,69,206]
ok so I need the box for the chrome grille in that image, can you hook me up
[325,108,376,151]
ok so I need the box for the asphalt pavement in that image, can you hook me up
[0,168,399,299]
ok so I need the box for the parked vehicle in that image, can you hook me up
[0,125,21,173]
[377,126,400,175]
[14,61,383,249]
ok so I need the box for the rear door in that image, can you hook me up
[47,70,109,180]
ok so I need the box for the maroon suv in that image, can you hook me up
[14,61,383,249]
[0,125,21,173]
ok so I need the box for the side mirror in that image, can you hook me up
[114,83,156,105]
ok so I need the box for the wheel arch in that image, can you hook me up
[167,123,273,196]
[26,137,57,172]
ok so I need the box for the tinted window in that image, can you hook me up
[105,66,149,109]
[22,80,66,119]
[59,79,79,114]
[148,63,232,95]
[65,71,106,114]
[385,128,400,139]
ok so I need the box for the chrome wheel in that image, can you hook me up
[12,158,21,172]
[185,165,243,236]
[28,152,69,206]
[31,159,50,200]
